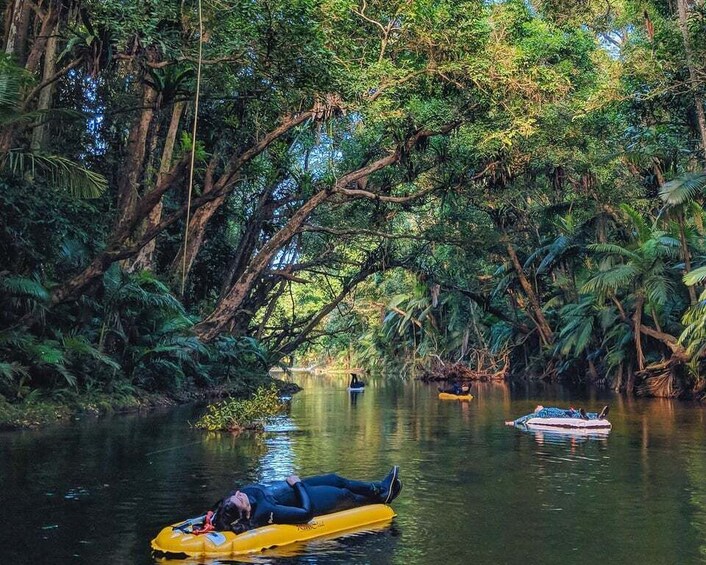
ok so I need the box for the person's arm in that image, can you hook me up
[266,476,314,525]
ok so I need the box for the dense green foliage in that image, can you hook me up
[195,385,287,432]
[3,0,706,415]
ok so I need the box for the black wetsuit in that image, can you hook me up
[213,474,383,531]
[439,383,464,395]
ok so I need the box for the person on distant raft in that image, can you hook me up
[505,405,609,426]
[438,381,470,395]
[349,373,364,388]
[209,467,402,533]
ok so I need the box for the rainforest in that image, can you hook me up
[3,0,706,427]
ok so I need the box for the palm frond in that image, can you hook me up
[537,236,579,273]
[154,314,194,335]
[587,243,639,261]
[523,244,550,269]
[62,335,121,370]
[0,275,49,302]
[644,275,673,306]
[491,273,514,299]
[0,55,25,111]
[652,236,680,259]
[387,294,409,310]
[0,107,84,127]
[620,204,650,242]
[0,329,35,349]
[581,264,640,294]
[488,322,515,354]
[684,266,706,287]
[27,340,65,365]
[0,361,30,383]
[6,151,107,198]
[660,172,706,206]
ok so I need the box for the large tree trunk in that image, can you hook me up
[676,0,706,163]
[626,360,635,395]
[114,60,159,232]
[1,1,62,158]
[256,280,287,340]
[50,111,316,305]
[504,239,554,345]
[169,119,316,284]
[677,210,698,304]
[218,191,280,300]
[4,0,29,62]
[130,100,185,272]
[168,111,320,283]
[633,294,645,371]
[30,17,60,150]
[193,124,454,342]
[194,188,332,341]
[169,182,224,282]
[3,1,14,47]
[23,1,60,75]
[613,361,624,392]
[0,0,28,157]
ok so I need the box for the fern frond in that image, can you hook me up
[0,275,49,302]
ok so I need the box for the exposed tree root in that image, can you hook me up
[420,354,509,382]
[635,361,685,398]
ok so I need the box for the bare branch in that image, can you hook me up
[22,59,83,109]
[335,181,439,202]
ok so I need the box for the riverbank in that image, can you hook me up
[0,378,301,431]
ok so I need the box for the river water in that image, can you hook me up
[2,374,706,564]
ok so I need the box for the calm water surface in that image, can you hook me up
[2,375,706,564]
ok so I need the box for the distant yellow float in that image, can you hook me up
[151,504,395,558]
[438,392,473,400]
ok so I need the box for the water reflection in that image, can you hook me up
[2,376,706,564]
[349,390,362,408]
[518,427,610,446]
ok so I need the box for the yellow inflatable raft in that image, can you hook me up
[151,504,395,558]
[438,392,473,400]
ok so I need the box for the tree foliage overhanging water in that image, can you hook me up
[3,0,706,414]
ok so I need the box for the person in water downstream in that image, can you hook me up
[349,373,364,387]
[506,404,610,426]
[438,381,470,395]
[211,466,402,533]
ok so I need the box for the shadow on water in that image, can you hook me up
[2,375,706,564]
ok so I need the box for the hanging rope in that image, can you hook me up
[181,0,204,296]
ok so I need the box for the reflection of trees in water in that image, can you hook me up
[527,428,609,447]
[677,408,706,559]
[195,377,706,561]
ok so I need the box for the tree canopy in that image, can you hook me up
[3,0,706,407]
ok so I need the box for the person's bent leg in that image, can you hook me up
[302,474,347,488]
[302,473,385,501]
[306,486,371,516]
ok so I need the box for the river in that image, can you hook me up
[1,374,706,564]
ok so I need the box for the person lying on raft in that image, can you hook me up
[438,381,470,395]
[211,466,402,533]
[505,404,609,426]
